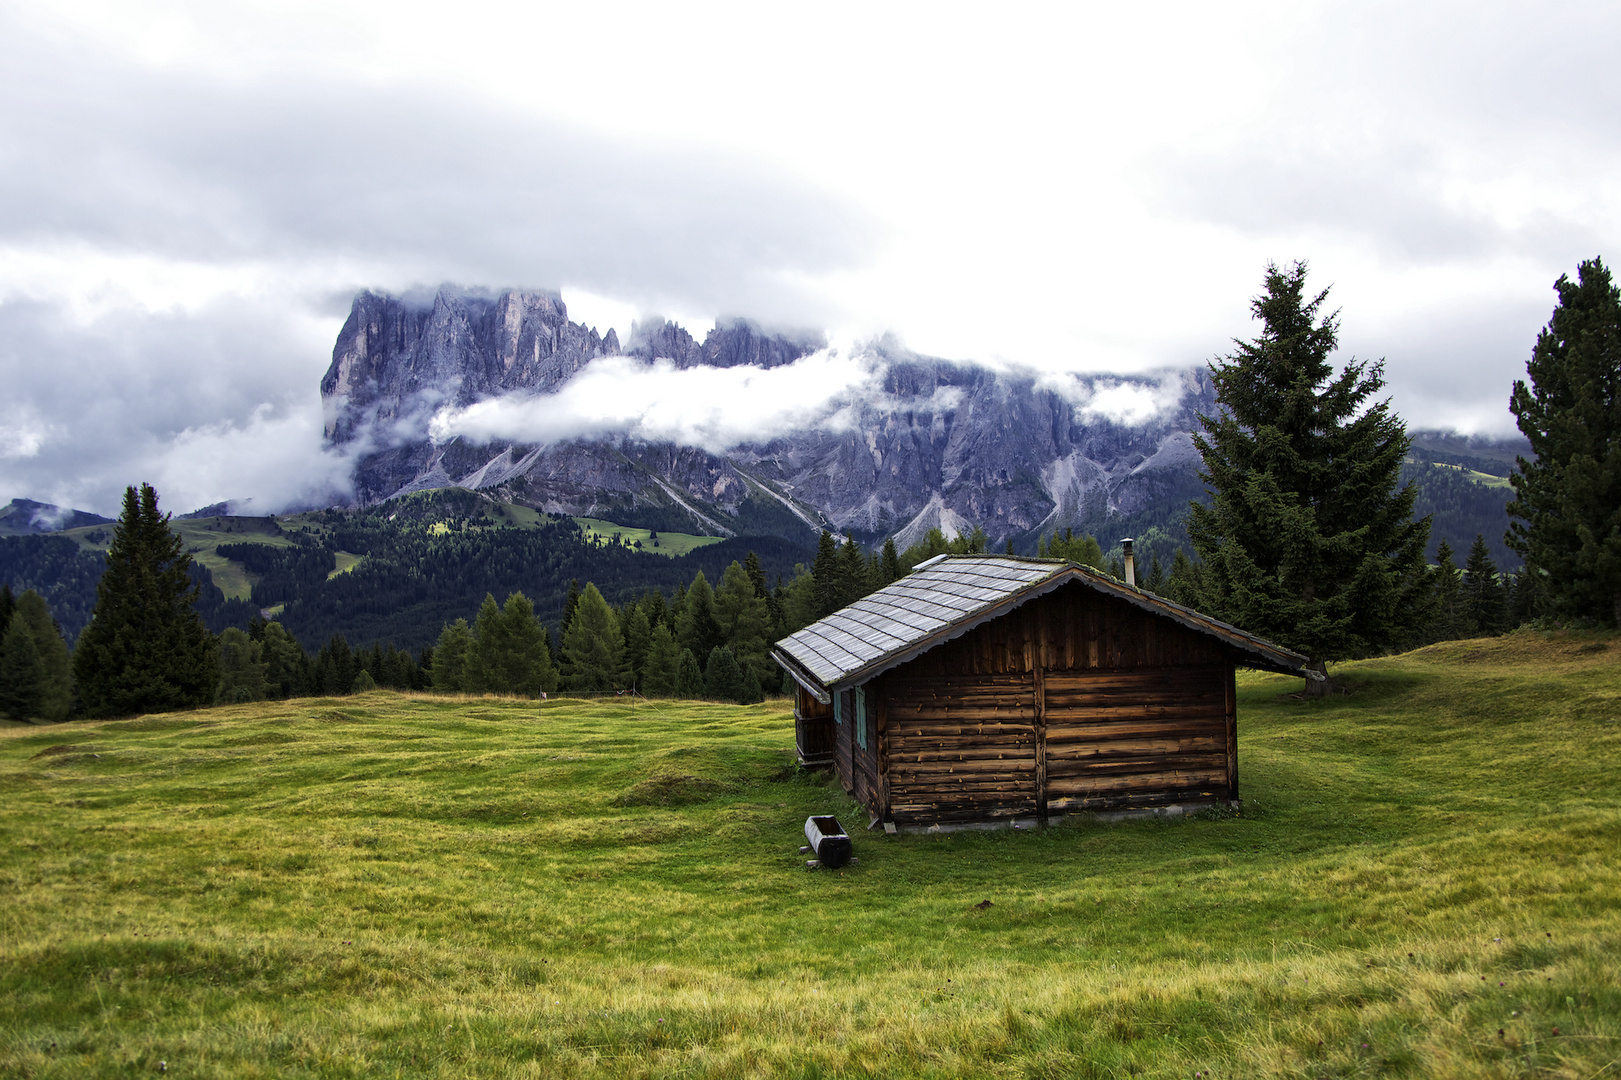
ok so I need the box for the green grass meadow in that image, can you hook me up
[2,632,1617,1078]
[573,518,727,558]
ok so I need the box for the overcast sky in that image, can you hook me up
[3,0,1618,515]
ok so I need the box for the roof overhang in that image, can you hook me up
[772,559,1313,697]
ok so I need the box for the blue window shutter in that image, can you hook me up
[855,687,867,750]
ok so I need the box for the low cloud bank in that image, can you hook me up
[0,296,356,516]
[428,346,885,453]
[1034,369,1192,426]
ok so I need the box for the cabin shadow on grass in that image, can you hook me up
[1,634,1618,1079]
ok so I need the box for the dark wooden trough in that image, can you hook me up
[804,815,852,869]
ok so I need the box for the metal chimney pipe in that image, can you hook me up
[1121,538,1135,587]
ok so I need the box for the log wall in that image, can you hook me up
[850,580,1241,825]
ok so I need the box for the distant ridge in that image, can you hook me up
[0,499,114,536]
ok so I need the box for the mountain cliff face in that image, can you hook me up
[321,286,1217,549]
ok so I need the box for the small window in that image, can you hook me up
[833,692,843,725]
[855,687,868,750]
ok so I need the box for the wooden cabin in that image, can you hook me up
[772,554,1308,829]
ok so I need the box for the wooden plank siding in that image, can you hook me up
[1043,666,1230,812]
[877,671,1037,826]
[834,580,1242,825]
[794,685,835,768]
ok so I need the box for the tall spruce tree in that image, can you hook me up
[621,605,653,688]
[1425,540,1473,644]
[1462,534,1507,636]
[809,531,840,620]
[74,483,217,717]
[1188,262,1431,692]
[880,537,902,585]
[1507,257,1621,626]
[260,622,307,699]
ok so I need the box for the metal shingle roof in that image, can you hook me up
[772,554,1308,700]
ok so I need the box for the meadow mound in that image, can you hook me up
[2,641,1617,1079]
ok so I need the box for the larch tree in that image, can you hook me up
[465,592,556,696]
[1188,262,1432,693]
[1507,257,1621,626]
[714,560,772,689]
[74,483,218,717]
[561,583,626,692]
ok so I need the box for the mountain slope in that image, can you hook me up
[322,286,1224,552]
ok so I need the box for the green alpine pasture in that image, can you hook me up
[574,518,727,558]
[2,631,1617,1078]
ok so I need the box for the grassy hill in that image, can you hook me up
[2,632,1617,1078]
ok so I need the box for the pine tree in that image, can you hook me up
[1165,549,1205,608]
[0,585,15,649]
[739,664,764,705]
[835,536,869,609]
[1039,528,1105,568]
[703,645,746,703]
[315,634,356,695]
[640,588,669,633]
[74,483,218,717]
[744,550,768,599]
[215,627,268,704]
[559,578,583,642]
[810,530,840,619]
[880,537,902,584]
[642,623,682,696]
[1462,534,1507,635]
[1144,554,1166,595]
[12,590,72,721]
[714,560,772,690]
[0,616,44,721]
[674,648,703,698]
[1425,540,1473,644]
[1188,262,1431,692]
[677,571,723,663]
[466,592,556,696]
[260,622,306,698]
[621,605,653,689]
[432,618,472,692]
[1507,257,1621,627]
[561,583,625,691]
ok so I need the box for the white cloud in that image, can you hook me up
[1035,370,1190,427]
[150,403,358,514]
[3,0,1618,515]
[428,347,884,454]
